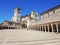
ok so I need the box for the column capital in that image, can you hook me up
[42,25,43,26]
[55,23,59,25]
[44,25,46,26]
[47,24,49,26]
[40,25,41,27]
[51,24,53,26]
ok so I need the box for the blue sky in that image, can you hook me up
[0,0,60,23]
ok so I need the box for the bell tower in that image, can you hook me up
[11,8,21,22]
[31,11,38,20]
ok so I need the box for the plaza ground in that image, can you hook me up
[0,29,60,45]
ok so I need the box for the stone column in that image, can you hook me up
[34,27,35,30]
[36,27,37,30]
[47,24,49,32]
[33,27,34,30]
[8,26,9,29]
[40,26,41,31]
[44,25,46,32]
[56,23,59,33]
[39,27,40,31]
[37,27,39,30]
[37,27,38,30]
[35,27,36,30]
[31,27,32,30]
[51,24,53,32]
[32,27,33,30]
[38,27,40,31]
[30,27,32,30]
[42,25,43,31]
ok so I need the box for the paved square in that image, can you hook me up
[0,29,60,45]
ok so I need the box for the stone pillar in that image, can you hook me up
[35,27,36,30]
[39,27,40,31]
[37,26,39,30]
[42,25,43,31]
[31,27,32,30]
[33,27,34,30]
[34,27,35,30]
[44,25,46,32]
[51,24,53,32]
[38,27,39,31]
[36,27,37,30]
[32,27,33,30]
[56,23,59,33]
[37,27,39,30]
[8,26,9,29]
[38,27,40,31]
[40,26,41,31]
[47,24,49,32]
[37,27,38,30]
[30,27,32,30]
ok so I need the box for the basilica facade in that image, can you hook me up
[1,5,60,33]
[1,7,38,29]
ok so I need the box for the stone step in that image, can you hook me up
[1,38,60,45]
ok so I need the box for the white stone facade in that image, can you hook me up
[41,6,60,20]
[11,8,39,28]
[11,8,21,22]
[29,5,60,33]
[31,11,38,20]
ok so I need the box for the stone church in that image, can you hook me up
[1,8,39,29]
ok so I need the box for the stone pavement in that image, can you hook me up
[0,29,60,45]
